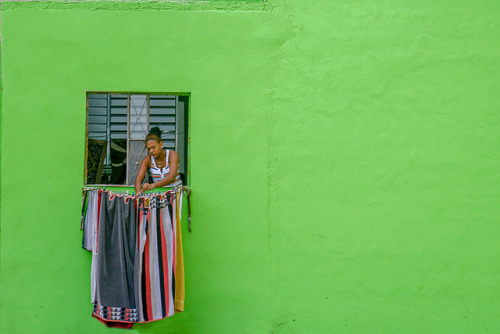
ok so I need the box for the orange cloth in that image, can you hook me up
[174,190,185,312]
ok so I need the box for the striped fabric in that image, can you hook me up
[137,194,176,321]
[150,150,182,188]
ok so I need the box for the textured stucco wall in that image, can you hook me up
[1,1,499,333]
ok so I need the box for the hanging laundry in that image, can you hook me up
[81,188,185,328]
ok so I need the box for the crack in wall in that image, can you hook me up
[265,1,297,327]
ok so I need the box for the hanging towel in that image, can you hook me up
[92,191,138,325]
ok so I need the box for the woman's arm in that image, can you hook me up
[149,150,179,189]
[134,155,151,194]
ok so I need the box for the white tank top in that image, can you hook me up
[150,150,182,188]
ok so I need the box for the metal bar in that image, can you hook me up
[84,184,135,189]
[126,94,131,185]
[147,94,150,139]
[175,95,179,151]
[106,94,111,166]
[86,90,189,96]
[84,93,90,184]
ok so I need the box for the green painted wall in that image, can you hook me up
[1,1,499,333]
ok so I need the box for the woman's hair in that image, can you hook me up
[146,127,162,143]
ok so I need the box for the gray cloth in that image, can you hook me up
[95,192,138,311]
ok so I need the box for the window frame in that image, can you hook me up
[84,90,190,187]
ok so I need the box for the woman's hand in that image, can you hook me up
[142,183,155,192]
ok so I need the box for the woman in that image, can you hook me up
[134,127,182,194]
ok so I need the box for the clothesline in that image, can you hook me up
[82,185,189,200]
[81,185,192,232]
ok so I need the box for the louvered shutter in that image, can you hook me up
[87,94,107,141]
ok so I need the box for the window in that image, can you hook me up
[84,92,189,186]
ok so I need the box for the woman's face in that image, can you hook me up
[146,139,163,158]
